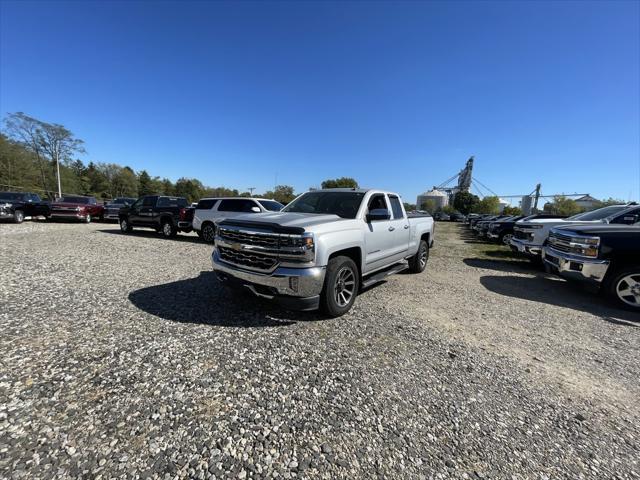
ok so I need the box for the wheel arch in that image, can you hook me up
[328,247,362,278]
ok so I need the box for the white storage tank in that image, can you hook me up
[417,188,449,210]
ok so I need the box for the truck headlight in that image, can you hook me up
[282,233,315,262]
[529,224,544,229]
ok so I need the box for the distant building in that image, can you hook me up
[520,196,533,215]
[575,194,599,210]
[498,198,510,213]
[417,188,449,210]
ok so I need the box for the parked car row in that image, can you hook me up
[465,204,640,311]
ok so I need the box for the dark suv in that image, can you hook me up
[0,191,50,223]
[119,195,190,238]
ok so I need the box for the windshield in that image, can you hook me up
[60,196,90,204]
[282,191,365,219]
[567,205,627,221]
[258,200,284,211]
[112,198,134,205]
[0,192,26,201]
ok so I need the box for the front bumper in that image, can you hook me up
[542,247,609,284]
[211,249,326,311]
[510,238,542,257]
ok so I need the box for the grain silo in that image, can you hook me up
[417,188,449,210]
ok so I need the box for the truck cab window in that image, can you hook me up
[388,195,404,219]
[367,194,387,212]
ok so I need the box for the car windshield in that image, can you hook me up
[567,205,628,221]
[0,192,27,201]
[60,196,90,204]
[112,198,134,205]
[258,200,284,211]
[282,191,365,219]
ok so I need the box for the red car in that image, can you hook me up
[49,195,104,223]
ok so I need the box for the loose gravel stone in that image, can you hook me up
[0,221,638,479]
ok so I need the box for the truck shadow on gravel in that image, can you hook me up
[464,257,541,274]
[480,275,639,325]
[128,271,327,327]
[97,228,204,244]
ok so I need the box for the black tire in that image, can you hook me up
[201,222,216,243]
[119,218,132,233]
[408,239,429,273]
[320,256,359,317]
[161,219,177,238]
[13,210,24,224]
[604,265,640,311]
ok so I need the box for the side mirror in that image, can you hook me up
[366,208,391,222]
[251,206,261,213]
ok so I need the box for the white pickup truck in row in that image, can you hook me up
[211,189,435,317]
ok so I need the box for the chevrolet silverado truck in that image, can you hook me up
[103,197,136,221]
[211,189,434,317]
[542,223,640,311]
[510,204,640,260]
[486,214,565,245]
[50,195,104,222]
[118,195,190,238]
[0,191,50,223]
[193,197,284,243]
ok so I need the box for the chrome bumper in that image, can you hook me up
[486,231,499,240]
[542,247,609,284]
[212,249,326,302]
[510,238,542,256]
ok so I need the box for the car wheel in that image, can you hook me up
[85,214,91,224]
[408,239,429,273]
[500,233,513,246]
[161,220,177,238]
[120,218,132,233]
[320,256,359,317]
[605,266,640,311]
[201,223,216,243]
[13,210,24,224]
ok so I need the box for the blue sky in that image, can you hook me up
[1,0,638,204]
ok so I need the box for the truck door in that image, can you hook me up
[388,194,410,260]
[363,193,396,272]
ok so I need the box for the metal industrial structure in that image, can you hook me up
[419,157,593,214]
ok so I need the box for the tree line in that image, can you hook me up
[1,113,360,204]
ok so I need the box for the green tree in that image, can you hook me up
[137,170,153,196]
[474,196,501,214]
[420,199,437,214]
[442,205,456,214]
[321,177,359,189]
[264,185,296,204]
[453,191,480,214]
[403,202,416,212]
[502,205,522,216]
[160,178,174,196]
[543,196,582,216]
[174,177,205,203]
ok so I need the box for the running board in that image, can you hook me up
[361,262,408,289]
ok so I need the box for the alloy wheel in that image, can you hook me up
[203,224,215,242]
[334,266,356,307]
[163,222,172,236]
[502,234,513,246]
[616,274,640,308]
[419,245,428,268]
[120,219,128,232]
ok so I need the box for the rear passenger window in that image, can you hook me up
[142,196,156,207]
[218,199,257,212]
[388,195,404,219]
[197,199,218,210]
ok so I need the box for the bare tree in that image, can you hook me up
[3,112,85,198]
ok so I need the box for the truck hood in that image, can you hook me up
[517,218,602,227]
[217,212,349,232]
[554,224,640,235]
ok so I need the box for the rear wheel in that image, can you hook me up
[13,210,24,224]
[320,256,359,317]
[84,214,92,224]
[201,222,216,243]
[408,240,429,273]
[161,220,177,238]
[605,266,640,311]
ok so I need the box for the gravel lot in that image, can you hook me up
[1,220,639,480]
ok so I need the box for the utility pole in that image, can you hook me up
[55,150,62,198]
[248,187,256,195]
[533,183,541,212]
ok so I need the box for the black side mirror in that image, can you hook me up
[366,208,391,222]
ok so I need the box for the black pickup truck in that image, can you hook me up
[0,191,50,223]
[486,214,566,245]
[542,223,640,311]
[118,195,191,238]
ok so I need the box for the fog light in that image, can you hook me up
[289,277,299,292]
[569,262,583,271]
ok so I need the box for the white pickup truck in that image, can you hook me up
[510,203,640,259]
[211,189,435,317]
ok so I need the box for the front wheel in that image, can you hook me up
[201,223,216,243]
[320,256,359,317]
[605,266,640,311]
[13,210,24,224]
[500,232,513,246]
[408,240,429,273]
[120,218,132,233]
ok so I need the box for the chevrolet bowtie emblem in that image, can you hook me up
[230,242,243,251]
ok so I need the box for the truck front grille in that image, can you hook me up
[218,246,278,272]
[218,227,280,248]
[548,232,573,253]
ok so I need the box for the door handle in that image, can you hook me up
[404,225,409,229]
[388,226,395,232]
